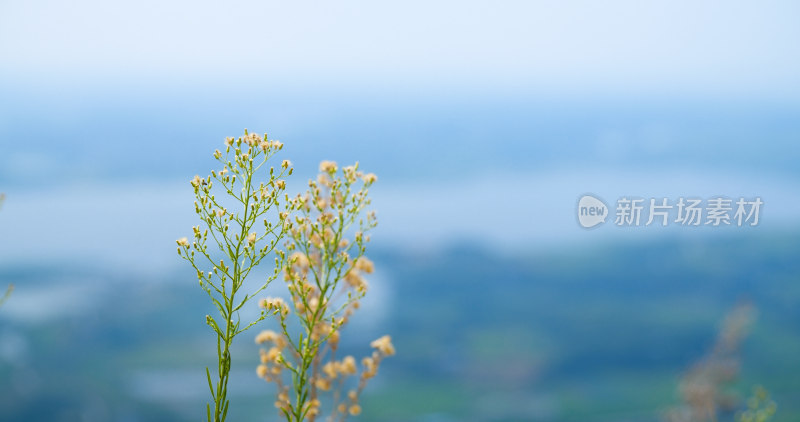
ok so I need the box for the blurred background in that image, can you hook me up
[1,1,799,421]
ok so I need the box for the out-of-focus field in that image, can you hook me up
[1,232,798,422]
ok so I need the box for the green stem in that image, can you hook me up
[213,157,256,422]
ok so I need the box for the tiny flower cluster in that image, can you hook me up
[175,132,390,422]
[253,161,390,422]
[176,130,294,422]
[255,326,395,420]
[260,296,291,318]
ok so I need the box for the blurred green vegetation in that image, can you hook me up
[1,231,799,421]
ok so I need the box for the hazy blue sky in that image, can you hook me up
[1,1,799,269]
[2,1,800,99]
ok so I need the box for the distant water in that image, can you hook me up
[1,93,799,268]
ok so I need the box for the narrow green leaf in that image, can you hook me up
[206,367,215,399]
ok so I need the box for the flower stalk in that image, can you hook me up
[254,161,393,421]
[178,130,292,422]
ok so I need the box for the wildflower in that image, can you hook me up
[258,345,283,365]
[281,159,291,169]
[345,270,367,291]
[370,335,395,356]
[362,173,377,184]
[180,130,292,422]
[362,357,377,378]
[290,251,309,268]
[341,356,357,375]
[253,162,388,421]
[354,257,374,273]
[314,377,331,391]
[255,330,279,344]
[266,347,282,361]
[306,399,321,416]
[243,133,258,146]
[317,173,332,187]
[319,160,337,173]
[343,165,358,183]
[259,297,290,317]
[308,297,320,312]
[322,361,338,379]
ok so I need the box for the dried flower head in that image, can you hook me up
[370,335,395,356]
[255,161,391,421]
[319,160,338,173]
